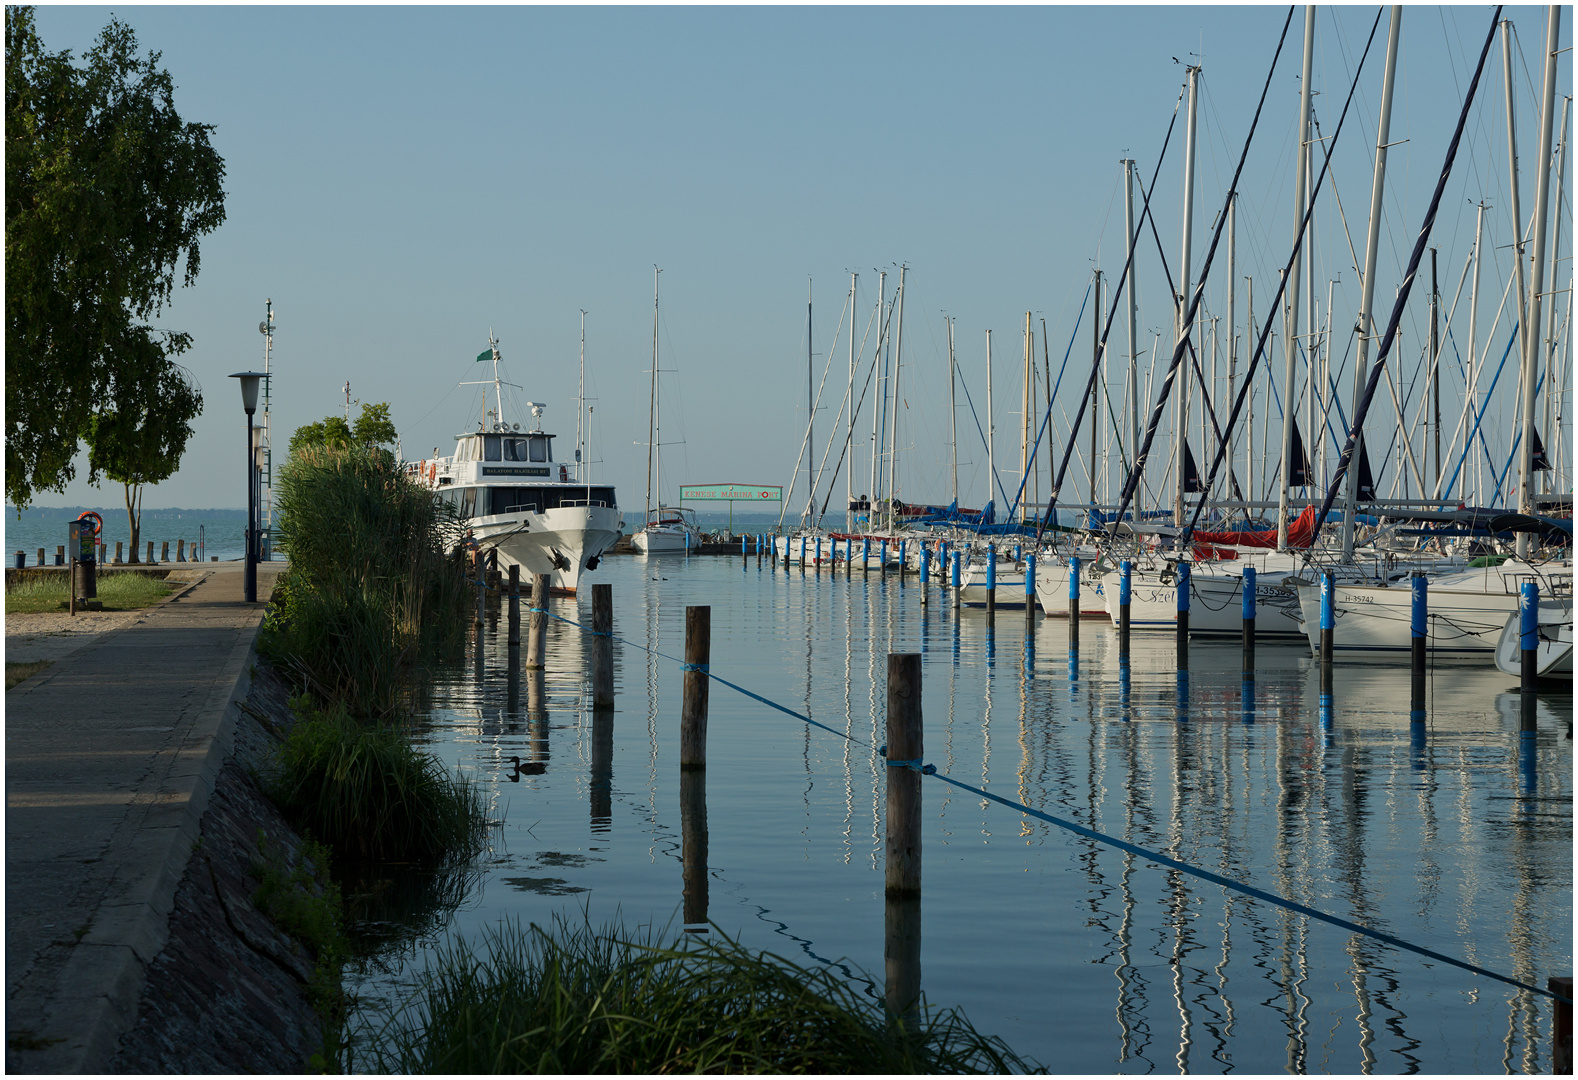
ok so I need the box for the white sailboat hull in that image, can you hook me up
[1493,599,1574,678]
[632,524,697,554]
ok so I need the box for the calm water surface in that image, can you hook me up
[346,553,1572,1074]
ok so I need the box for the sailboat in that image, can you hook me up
[632,267,701,555]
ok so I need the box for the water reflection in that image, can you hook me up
[346,558,1573,1074]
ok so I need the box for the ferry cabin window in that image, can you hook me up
[489,487,616,515]
[483,435,502,461]
[459,488,477,518]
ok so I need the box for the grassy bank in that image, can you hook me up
[357,916,1045,1074]
[4,572,173,614]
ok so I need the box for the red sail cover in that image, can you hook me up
[1193,505,1317,550]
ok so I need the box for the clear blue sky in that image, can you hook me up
[17,5,1571,518]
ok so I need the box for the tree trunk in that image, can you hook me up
[124,482,142,562]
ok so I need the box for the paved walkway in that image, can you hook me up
[5,562,284,1073]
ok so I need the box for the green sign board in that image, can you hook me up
[679,484,782,502]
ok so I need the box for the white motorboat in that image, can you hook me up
[1493,597,1574,678]
[417,339,621,594]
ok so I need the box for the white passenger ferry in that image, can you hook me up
[415,339,622,594]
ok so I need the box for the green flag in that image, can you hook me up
[476,349,492,363]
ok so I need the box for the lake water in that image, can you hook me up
[345,552,1572,1074]
[4,508,262,565]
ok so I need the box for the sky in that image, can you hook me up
[13,4,1573,522]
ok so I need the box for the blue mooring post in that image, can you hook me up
[1067,555,1079,648]
[1175,562,1190,669]
[799,535,807,568]
[899,539,908,576]
[1118,560,1132,656]
[951,550,962,609]
[862,536,871,574]
[1520,581,1539,734]
[879,538,888,576]
[919,545,930,605]
[1242,566,1256,675]
[1025,552,1036,627]
[815,535,822,569]
[1319,571,1336,668]
[1410,574,1427,722]
[986,545,998,620]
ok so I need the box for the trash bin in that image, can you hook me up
[14,550,24,569]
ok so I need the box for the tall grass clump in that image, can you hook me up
[265,443,471,718]
[359,915,1044,1074]
[5,572,172,614]
[266,700,487,865]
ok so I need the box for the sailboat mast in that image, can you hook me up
[1226,195,1238,520]
[1091,274,1102,511]
[1502,18,1531,372]
[1517,4,1562,556]
[985,328,995,516]
[807,277,814,521]
[870,270,887,520]
[647,267,660,514]
[847,272,857,533]
[1341,4,1402,562]
[886,266,906,530]
[1278,6,1315,549]
[947,317,958,507]
[1174,65,1200,528]
[1021,312,1032,523]
[1122,160,1140,495]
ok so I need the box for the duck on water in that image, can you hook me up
[412,337,623,594]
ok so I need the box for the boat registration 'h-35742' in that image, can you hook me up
[413,337,622,594]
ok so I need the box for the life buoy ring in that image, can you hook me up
[77,510,103,537]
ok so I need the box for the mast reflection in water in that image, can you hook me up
[349,556,1571,1074]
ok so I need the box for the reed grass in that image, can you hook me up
[266,700,488,866]
[357,915,1045,1074]
[5,573,172,614]
[265,444,471,719]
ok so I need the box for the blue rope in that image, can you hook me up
[928,769,1567,1004]
[511,600,1567,1006]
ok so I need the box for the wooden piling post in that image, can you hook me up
[161,541,170,563]
[526,573,549,669]
[507,564,521,647]
[591,583,615,710]
[36,548,44,567]
[1552,975,1572,1074]
[177,539,185,562]
[146,541,154,564]
[681,768,709,931]
[885,652,922,898]
[681,606,711,769]
[474,549,486,627]
[113,542,122,564]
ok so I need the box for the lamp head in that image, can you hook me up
[229,371,265,415]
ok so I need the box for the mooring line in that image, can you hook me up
[928,769,1567,1004]
[501,597,1567,1006]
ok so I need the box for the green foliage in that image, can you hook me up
[265,700,487,866]
[263,441,469,717]
[85,363,202,555]
[289,403,397,458]
[358,915,1045,1074]
[6,6,225,507]
[5,572,171,613]
[351,402,397,449]
[288,416,354,457]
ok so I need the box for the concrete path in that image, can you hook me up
[5,562,284,1073]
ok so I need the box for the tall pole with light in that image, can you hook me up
[230,371,265,602]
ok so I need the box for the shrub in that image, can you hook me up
[266,700,487,865]
[264,444,470,718]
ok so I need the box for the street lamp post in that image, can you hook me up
[230,372,265,602]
